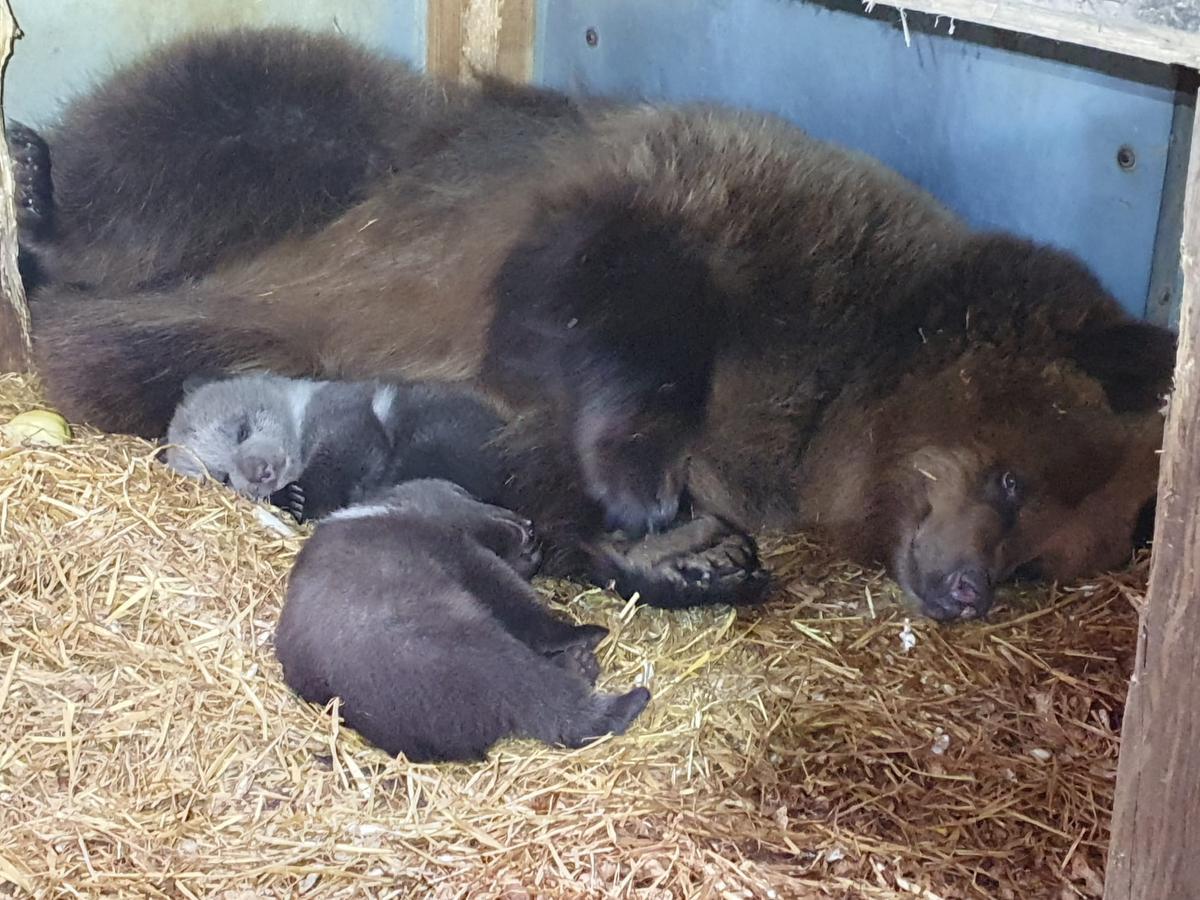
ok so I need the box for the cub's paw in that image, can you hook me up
[599,686,652,737]
[587,515,771,609]
[7,122,53,240]
[270,483,307,523]
[478,507,542,578]
[543,623,608,685]
[563,687,652,748]
[549,642,602,686]
[510,516,543,579]
[567,623,610,652]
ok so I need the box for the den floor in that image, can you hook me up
[0,372,1142,899]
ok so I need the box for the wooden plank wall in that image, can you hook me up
[426,0,535,83]
[870,0,1200,68]
[1104,98,1200,900]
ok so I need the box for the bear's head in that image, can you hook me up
[843,344,1169,622]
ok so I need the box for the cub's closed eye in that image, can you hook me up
[236,422,250,444]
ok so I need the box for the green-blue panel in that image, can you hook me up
[536,0,1181,318]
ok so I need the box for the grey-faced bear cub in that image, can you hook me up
[274,478,652,762]
[164,372,510,521]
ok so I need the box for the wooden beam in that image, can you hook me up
[426,0,536,83]
[426,0,464,80]
[1145,74,1196,328]
[1104,96,1200,900]
[0,0,30,373]
[869,0,1200,68]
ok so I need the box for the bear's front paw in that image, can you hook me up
[586,514,771,609]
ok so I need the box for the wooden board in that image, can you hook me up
[426,0,535,82]
[868,0,1200,67]
[0,0,30,373]
[1104,97,1200,899]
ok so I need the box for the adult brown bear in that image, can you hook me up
[14,28,1174,621]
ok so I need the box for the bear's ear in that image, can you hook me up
[1068,319,1177,413]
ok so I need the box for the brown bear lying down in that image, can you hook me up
[15,27,1174,622]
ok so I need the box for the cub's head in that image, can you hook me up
[866,348,1167,623]
[164,375,305,500]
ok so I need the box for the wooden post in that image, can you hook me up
[1104,99,1200,899]
[426,0,535,83]
[0,0,30,373]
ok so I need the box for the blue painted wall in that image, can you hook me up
[6,0,1183,319]
[536,0,1182,318]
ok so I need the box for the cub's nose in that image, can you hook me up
[239,455,276,485]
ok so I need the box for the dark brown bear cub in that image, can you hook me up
[274,478,651,763]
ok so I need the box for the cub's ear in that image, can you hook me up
[1068,319,1177,413]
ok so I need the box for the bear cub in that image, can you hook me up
[274,478,651,761]
[164,372,510,521]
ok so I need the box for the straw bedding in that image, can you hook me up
[0,371,1144,898]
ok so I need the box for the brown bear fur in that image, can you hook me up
[17,27,1175,619]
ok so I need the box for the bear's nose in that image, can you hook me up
[946,567,990,618]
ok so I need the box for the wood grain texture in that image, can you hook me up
[426,0,464,79]
[426,0,534,82]
[0,0,30,373]
[1105,98,1200,900]
[492,0,534,83]
[868,0,1200,67]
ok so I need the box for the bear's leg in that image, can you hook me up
[494,421,771,609]
[7,122,54,240]
[23,30,418,292]
[321,619,631,762]
[389,482,546,579]
[465,555,608,685]
[402,489,609,683]
[486,205,724,539]
[470,562,608,685]
[456,541,600,652]
[454,499,544,579]
[6,122,55,292]
[541,626,607,685]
